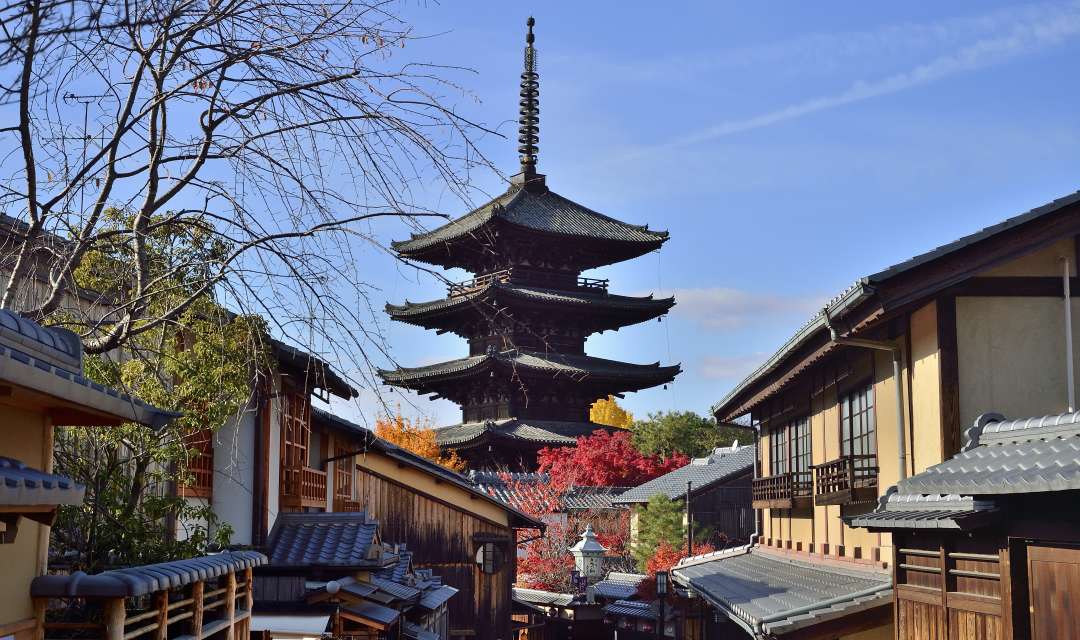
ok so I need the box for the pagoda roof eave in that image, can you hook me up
[384,283,675,325]
[378,349,681,391]
[435,419,619,448]
[390,185,668,261]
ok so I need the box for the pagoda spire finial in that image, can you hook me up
[518,16,539,177]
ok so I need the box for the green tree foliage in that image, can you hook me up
[631,494,710,571]
[631,410,749,458]
[51,210,267,571]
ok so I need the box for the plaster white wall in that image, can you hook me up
[957,296,1080,428]
[177,497,210,541]
[267,391,282,531]
[211,409,257,545]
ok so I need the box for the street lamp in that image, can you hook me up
[655,571,669,640]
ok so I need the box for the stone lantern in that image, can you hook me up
[569,524,607,580]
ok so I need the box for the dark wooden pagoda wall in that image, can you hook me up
[354,466,516,640]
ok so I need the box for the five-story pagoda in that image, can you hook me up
[380,18,680,470]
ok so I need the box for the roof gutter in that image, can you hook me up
[712,281,874,419]
[823,308,907,482]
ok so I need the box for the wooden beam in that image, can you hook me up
[225,570,237,640]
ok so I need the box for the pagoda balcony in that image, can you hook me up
[751,471,813,510]
[280,464,327,510]
[813,454,878,506]
[447,267,608,297]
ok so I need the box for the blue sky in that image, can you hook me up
[325,0,1080,427]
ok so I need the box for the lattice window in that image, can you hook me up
[180,428,213,497]
[769,416,810,475]
[840,383,876,460]
[281,389,310,468]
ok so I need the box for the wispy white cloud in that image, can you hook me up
[671,287,824,330]
[701,353,769,381]
[647,1,1080,151]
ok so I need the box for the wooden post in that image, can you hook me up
[225,570,237,640]
[155,589,169,640]
[104,597,126,640]
[33,598,46,640]
[192,580,205,638]
[244,568,254,612]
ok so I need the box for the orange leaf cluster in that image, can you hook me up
[374,411,465,472]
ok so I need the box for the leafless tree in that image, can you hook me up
[0,0,493,365]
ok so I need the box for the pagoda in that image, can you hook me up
[380,18,680,470]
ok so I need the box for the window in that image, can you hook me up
[840,384,876,460]
[281,389,310,468]
[769,416,810,476]
[475,542,503,574]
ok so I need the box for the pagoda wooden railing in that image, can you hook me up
[38,567,254,640]
[179,428,213,499]
[281,464,327,509]
[448,269,513,297]
[813,455,879,506]
[447,268,610,297]
[751,471,813,510]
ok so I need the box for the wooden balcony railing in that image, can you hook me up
[281,465,327,509]
[179,429,213,499]
[751,471,813,510]
[334,497,363,512]
[813,455,879,506]
[448,269,514,297]
[447,267,610,297]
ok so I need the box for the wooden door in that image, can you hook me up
[1028,544,1080,640]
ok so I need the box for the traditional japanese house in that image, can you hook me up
[0,310,271,640]
[380,17,679,471]
[850,410,1080,640]
[253,511,456,640]
[684,189,1080,639]
[0,309,231,640]
[311,409,544,640]
[176,336,357,545]
[614,444,755,548]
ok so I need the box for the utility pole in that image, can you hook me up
[686,480,693,554]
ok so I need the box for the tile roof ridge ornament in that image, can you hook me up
[517,17,540,179]
[963,412,1004,451]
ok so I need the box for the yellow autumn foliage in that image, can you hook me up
[590,395,634,429]
[374,411,466,472]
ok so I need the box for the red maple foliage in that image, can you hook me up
[537,429,688,492]
[636,540,716,600]
[494,472,633,592]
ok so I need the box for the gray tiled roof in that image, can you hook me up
[899,411,1080,495]
[387,283,673,320]
[370,576,420,601]
[380,349,680,389]
[266,512,387,569]
[0,457,84,507]
[847,492,999,530]
[403,621,440,640]
[343,601,400,626]
[673,546,891,637]
[713,190,1080,420]
[614,445,755,504]
[438,419,608,447]
[603,599,657,620]
[392,185,668,254]
[419,584,458,610]
[311,408,544,530]
[31,551,266,598]
[592,572,647,600]
[0,312,177,428]
[512,587,578,607]
[468,471,628,511]
[268,338,356,400]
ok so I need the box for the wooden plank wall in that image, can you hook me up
[894,534,1007,640]
[691,474,753,543]
[354,468,515,640]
